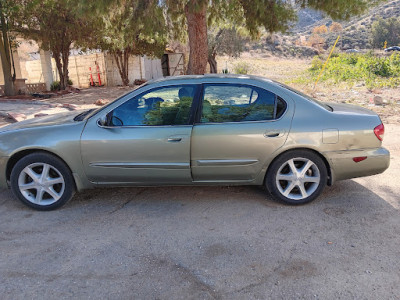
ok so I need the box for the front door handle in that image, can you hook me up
[167,137,182,142]
[264,130,285,138]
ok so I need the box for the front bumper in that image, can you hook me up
[0,156,9,189]
[324,147,390,184]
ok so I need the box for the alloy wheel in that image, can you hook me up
[275,157,320,200]
[18,162,65,206]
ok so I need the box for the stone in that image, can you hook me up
[34,113,49,118]
[94,99,110,106]
[7,112,27,122]
[373,95,384,106]
[62,103,78,110]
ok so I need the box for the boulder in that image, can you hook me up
[373,95,384,106]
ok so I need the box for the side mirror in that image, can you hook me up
[97,115,108,127]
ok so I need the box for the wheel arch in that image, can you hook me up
[264,147,333,186]
[6,149,76,189]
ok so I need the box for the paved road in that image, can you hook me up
[0,125,399,299]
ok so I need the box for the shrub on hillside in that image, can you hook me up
[233,62,251,74]
[308,53,400,88]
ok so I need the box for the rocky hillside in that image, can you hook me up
[246,0,400,58]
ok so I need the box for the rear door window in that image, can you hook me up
[200,84,286,123]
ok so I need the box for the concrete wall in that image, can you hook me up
[20,52,164,89]
[21,53,107,88]
[105,54,143,86]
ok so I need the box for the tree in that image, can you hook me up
[12,0,94,90]
[162,0,380,75]
[88,1,167,86]
[208,27,245,73]
[0,0,17,96]
[370,17,400,49]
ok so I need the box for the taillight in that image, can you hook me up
[374,123,384,141]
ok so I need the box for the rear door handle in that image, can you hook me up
[264,130,285,138]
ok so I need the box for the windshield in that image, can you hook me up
[74,108,98,121]
[275,82,333,111]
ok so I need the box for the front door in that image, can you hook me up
[191,83,293,182]
[81,84,198,184]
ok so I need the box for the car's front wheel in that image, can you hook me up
[10,152,75,210]
[266,150,328,205]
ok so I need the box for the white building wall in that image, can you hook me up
[20,52,164,88]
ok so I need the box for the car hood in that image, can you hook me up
[328,102,378,116]
[0,111,84,133]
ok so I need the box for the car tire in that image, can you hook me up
[10,152,75,210]
[266,150,327,205]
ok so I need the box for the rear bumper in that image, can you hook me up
[0,156,9,189]
[324,147,390,184]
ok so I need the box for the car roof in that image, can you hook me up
[146,74,276,86]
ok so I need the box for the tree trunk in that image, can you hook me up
[208,52,217,73]
[0,3,15,96]
[51,42,71,90]
[61,47,70,89]
[185,2,208,75]
[114,49,130,86]
[52,52,65,90]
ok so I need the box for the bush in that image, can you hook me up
[310,56,323,71]
[233,62,251,74]
[366,58,392,77]
[50,79,73,91]
[308,53,400,88]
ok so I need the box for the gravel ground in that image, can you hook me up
[0,124,399,299]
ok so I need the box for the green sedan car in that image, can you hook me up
[0,75,390,210]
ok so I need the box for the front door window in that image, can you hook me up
[109,85,197,126]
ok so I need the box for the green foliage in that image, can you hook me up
[50,79,73,91]
[233,62,251,74]
[310,56,323,71]
[11,0,95,90]
[370,17,400,48]
[85,1,167,85]
[308,53,400,88]
[95,1,167,57]
[208,27,245,58]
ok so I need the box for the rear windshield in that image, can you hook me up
[276,82,333,112]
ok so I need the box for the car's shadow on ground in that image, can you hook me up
[2,178,394,217]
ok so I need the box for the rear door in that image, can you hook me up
[191,83,293,182]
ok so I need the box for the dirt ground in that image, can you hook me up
[0,86,135,127]
[0,59,399,298]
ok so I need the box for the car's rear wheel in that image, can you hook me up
[10,153,75,210]
[266,150,327,205]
